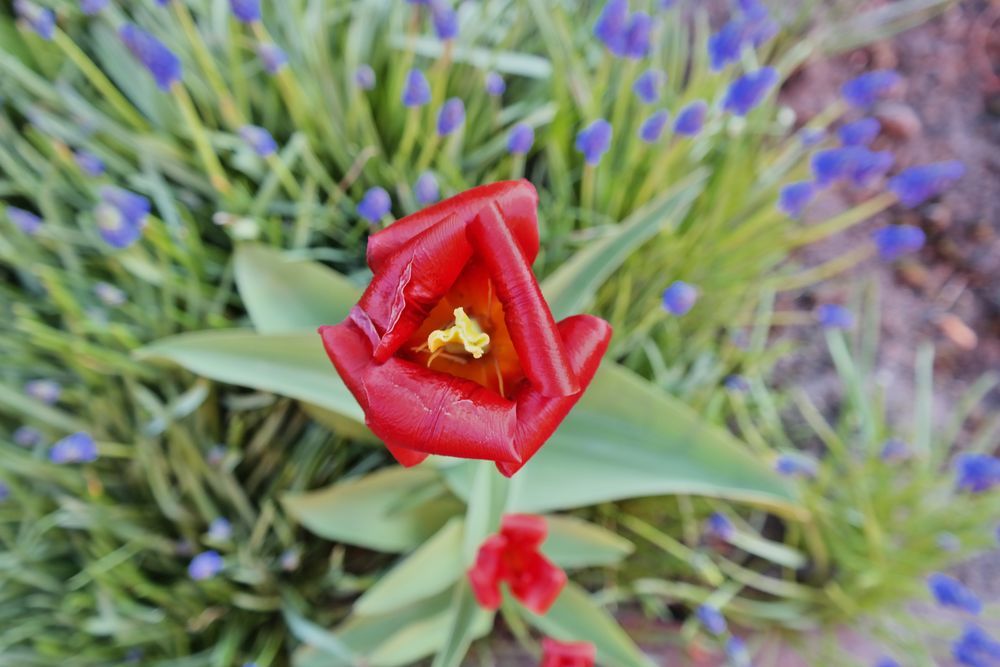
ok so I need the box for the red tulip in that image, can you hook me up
[540,638,596,667]
[468,514,566,614]
[319,181,611,476]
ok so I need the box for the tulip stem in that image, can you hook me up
[171,83,231,195]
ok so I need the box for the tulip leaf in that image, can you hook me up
[281,467,461,553]
[234,243,361,334]
[354,518,465,616]
[518,582,655,667]
[461,461,511,565]
[542,515,635,568]
[430,581,493,667]
[541,169,708,321]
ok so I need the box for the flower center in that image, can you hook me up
[427,307,490,359]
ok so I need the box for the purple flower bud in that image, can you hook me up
[777,181,815,218]
[811,147,856,187]
[879,438,910,462]
[842,70,901,109]
[955,453,1000,493]
[594,0,629,54]
[816,304,853,330]
[661,280,697,315]
[188,550,224,580]
[354,64,376,90]
[431,0,458,41]
[674,100,707,136]
[837,118,880,146]
[872,225,925,262]
[774,453,819,478]
[722,67,778,116]
[414,171,440,204]
[357,187,391,223]
[848,149,894,188]
[706,512,734,540]
[633,68,666,104]
[155,0,171,5]
[726,637,752,667]
[507,123,535,155]
[659,0,676,8]
[6,206,43,235]
[97,186,150,249]
[120,24,182,91]
[25,379,61,404]
[742,5,777,47]
[256,43,288,74]
[575,119,612,166]
[623,11,652,59]
[696,605,728,635]
[953,625,1000,667]
[14,425,43,447]
[15,1,55,40]
[239,125,278,157]
[402,68,431,107]
[638,110,669,143]
[80,0,109,15]
[436,98,465,136]
[280,548,301,571]
[49,432,99,464]
[95,281,127,307]
[208,518,233,541]
[888,160,964,208]
[874,659,901,667]
[724,375,750,392]
[229,0,260,23]
[928,573,981,614]
[799,127,826,146]
[708,20,744,72]
[485,71,505,96]
[0,483,8,503]
[74,150,105,177]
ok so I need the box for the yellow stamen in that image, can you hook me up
[427,307,490,359]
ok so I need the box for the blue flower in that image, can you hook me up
[280,548,301,571]
[6,206,43,235]
[188,551,224,580]
[402,68,431,107]
[740,4,777,47]
[696,605,727,635]
[256,43,288,74]
[239,125,278,157]
[888,160,964,208]
[431,0,458,40]
[14,425,43,447]
[674,100,707,136]
[706,512,734,540]
[928,573,981,614]
[594,0,629,55]
[955,453,1000,493]
[777,181,815,218]
[811,147,856,187]
[842,70,901,108]
[708,20,745,71]
[633,68,666,104]
[661,280,697,315]
[659,0,676,8]
[485,71,506,96]
[208,518,233,541]
[0,483,8,503]
[879,438,910,462]
[838,118,881,146]
[229,0,260,23]
[726,637,752,667]
[774,453,818,478]
[358,187,391,223]
[354,64,376,90]
[74,150,105,177]
[437,98,465,136]
[953,625,1000,667]
[722,67,778,116]
[96,186,151,249]
[49,432,99,464]
[872,225,925,262]
[95,282,127,307]
[15,1,55,40]
[80,0,109,16]
[575,119,612,166]
[847,149,894,188]
[119,24,182,91]
[816,304,853,330]
[799,128,825,146]
[874,659,901,667]
[507,123,535,155]
[724,375,750,392]
[622,11,652,59]
[25,379,61,405]
[638,110,669,143]
[414,172,440,204]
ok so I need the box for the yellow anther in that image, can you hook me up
[427,307,490,359]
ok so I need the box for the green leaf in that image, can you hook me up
[136,330,366,427]
[234,243,361,334]
[283,606,357,664]
[354,518,464,616]
[282,467,461,553]
[388,35,552,78]
[543,515,634,568]
[443,363,799,515]
[430,581,492,667]
[519,582,654,667]
[461,461,511,564]
[541,170,707,321]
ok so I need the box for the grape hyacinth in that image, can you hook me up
[708,20,745,71]
[357,187,391,223]
[229,0,261,23]
[414,172,440,204]
[633,69,666,104]
[0,483,8,503]
[955,453,1000,493]
[838,118,881,146]
[354,64,376,91]
[622,12,652,59]
[927,573,982,614]
[674,101,707,136]
[842,70,901,109]
[80,0,109,15]
[696,605,728,635]
[872,225,925,261]
[953,625,1000,667]
[95,282,127,307]
[778,181,815,218]
[208,518,233,542]
[188,551,224,581]
[485,71,505,97]
[726,637,752,667]
[593,0,629,56]
[706,512,735,540]
[256,43,288,74]
[638,110,669,143]
[49,432,99,464]
[14,426,43,447]
[74,150,105,177]
[119,24,182,91]
[436,98,465,136]
[661,281,697,315]
[96,186,151,249]
[888,160,965,208]
[722,67,778,116]
[7,206,43,235]
[14,1,55,40]
[724,375,750,393]
[848,149,894,188]
[575,119,612,166]
[507,123,535,155]
[816,304,854,330]
[874,659,901,667]
[879,439,910,462]
[775,453,819,478]
[402,69,431,107]
[239,125,278,157]
[25,379,61,405]
[430,0,458,41]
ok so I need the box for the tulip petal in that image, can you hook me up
[500,514,548,551]
[508,550,567,615]
[468,534,507,610]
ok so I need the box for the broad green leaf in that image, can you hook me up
[355,519,464,616]
[430,581,492,667]
[283,606,357,664]
[282,467,460,552]
[388,36,552,78]
[541,170,707,321]
[519,582,655,667]
[543,515,635,568]
[136,330,366,428]
[443,363,799,515]
[462,461,511,564]
[234,243,361,334]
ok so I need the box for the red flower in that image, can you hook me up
[468,514,566,614]
[319,181,611,476]
[540,638,596,667]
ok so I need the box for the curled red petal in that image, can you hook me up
[468,535,508,610]
[367,180,540,272]
[508,551,567,615]
[319,322,521,463]
[500,514,548,551]
[468,203,578,398]
[540,638,596,667]
[496,315,612,477]
[383,442,430,467]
